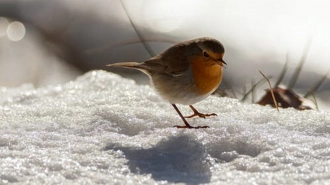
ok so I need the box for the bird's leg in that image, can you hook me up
[171,104,209,129]
[185,105,217,118]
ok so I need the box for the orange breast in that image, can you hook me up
[191,56,223,95]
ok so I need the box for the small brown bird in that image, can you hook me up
[108,37,226,129]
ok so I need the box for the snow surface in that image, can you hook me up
[1,70,330,185]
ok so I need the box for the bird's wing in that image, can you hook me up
[142,44,190,76]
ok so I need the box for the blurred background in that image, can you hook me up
[0,0,329,109]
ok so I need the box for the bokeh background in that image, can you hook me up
[0,0,329,109]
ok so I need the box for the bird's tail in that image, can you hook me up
[107,62,139,68]
[107,62,149,73]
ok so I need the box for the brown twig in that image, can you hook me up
[288,39,312,89]
[241,76,271,102]
[274,54,289,87]
[304,72,328,98]
[259,70,279,112]
[251,79,256,103]
[120,0,155,57]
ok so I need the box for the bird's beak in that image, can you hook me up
[217,59,227,66]
[221,60,227,65]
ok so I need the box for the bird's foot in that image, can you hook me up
[173,125,210,129]
[185,105,217,118]
[185,112,217,119]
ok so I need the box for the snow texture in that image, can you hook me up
[1,70,330,184]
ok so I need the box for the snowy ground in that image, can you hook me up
[1,70,330,185]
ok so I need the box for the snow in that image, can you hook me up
[1,70,330,184]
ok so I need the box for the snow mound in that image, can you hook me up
[1,70,330,184]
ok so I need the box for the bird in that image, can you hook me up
[107,37,226,129]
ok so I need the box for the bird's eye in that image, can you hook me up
[203,51,209,58]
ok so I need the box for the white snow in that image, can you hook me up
[1,70,330,184]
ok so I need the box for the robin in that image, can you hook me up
[107,37,226,129]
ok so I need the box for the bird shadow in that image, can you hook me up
[103,134,211,184]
